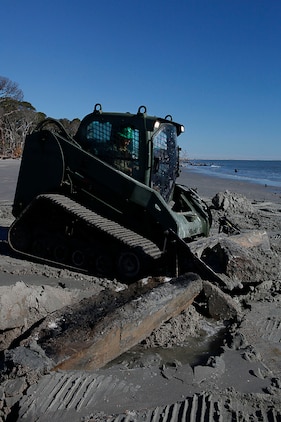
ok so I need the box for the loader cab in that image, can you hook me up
[75,104,184,203]
[83,120,141,178]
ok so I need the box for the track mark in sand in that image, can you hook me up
[110,393,281,422]
[20,380,281,422]
[246,304,281,344]
[18,371,140,420]
[256,316,281,343]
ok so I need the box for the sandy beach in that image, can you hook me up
[0,159,281,421]
[178,166,281,203]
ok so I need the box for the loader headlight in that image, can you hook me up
[180,125,185,133]
[154,120,160,130]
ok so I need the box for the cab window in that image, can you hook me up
[151,124,178,201]
[85,120,140,176]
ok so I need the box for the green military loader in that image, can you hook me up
[8,104,212,282]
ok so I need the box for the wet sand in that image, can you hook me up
[178,166,281,203]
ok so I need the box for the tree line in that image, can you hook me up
[0,76,80,158]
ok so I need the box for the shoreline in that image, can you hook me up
[178,167,281,203]
[1,158,281,205]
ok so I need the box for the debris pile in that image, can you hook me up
[0,189,281,421]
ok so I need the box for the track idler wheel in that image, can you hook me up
[95,251,114,277]
[53,237,68,263]
[117,250,142,282]
[71,248,86,267]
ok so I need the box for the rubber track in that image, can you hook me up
[40,194,162,260]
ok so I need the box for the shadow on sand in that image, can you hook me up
[0,226,10,255]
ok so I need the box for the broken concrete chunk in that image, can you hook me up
[230,230,271,251]
[203,280,242,320]
[201,239,257,285]
[0,281,98,332]
[189,230,270,258]
[212,191,254,213]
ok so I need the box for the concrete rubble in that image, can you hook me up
[0,189,281,421]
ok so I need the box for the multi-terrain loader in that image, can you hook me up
[8,104,212,282]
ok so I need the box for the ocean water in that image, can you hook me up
[183,160,281,188]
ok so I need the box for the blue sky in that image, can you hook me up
[2,0,281,159]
